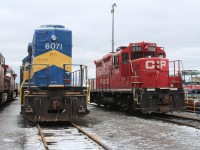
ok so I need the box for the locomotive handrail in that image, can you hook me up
[185,91,189,103]
[63,64,88,87]
[169,60,182,77]
[20,63,49,87]
[63,63,87,67]
[129,60,137,77]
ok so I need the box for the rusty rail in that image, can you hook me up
[37,124,49,150]
[151,114,200,129]
[71,123,112,150]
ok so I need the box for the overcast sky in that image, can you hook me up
[1,0,200,82]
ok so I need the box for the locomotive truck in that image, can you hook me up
[89,42,185,114]
[20,25,89,122]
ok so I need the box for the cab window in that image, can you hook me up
[144,53,155,58]
[122,53,129,63]
[96,62,102,67]
[112,54,119,67]
[131,53,143,60]
[158,53,164,58]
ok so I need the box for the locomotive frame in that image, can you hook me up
[21,64,89,122]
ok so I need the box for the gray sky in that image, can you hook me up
[1,0,200,82]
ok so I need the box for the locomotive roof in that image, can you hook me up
[116,46,127,51]
[94,52,113,64]
[40,25,65,29]
[36,25,69,31]
[129,41,157,46]
[0,52,5,64]
[94,41,166,64]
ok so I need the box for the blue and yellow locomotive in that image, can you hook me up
[20,25,89,122]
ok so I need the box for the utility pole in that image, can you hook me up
[111,3,117,53]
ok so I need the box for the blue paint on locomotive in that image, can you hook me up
[33,25,72,57]
[32,25,72,86]
[33,65,71,86]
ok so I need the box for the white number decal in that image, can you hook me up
[45,43,50,49]
[45,43,63,50]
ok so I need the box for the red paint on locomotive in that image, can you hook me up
[89,42,185,114]
[0,52,18,104]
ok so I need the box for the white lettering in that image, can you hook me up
[45,43,63,50]
[160,60,166,69]
[146,60,166,69]
[146,60,155,69]
[45,43,50,49]
[51,43,56,49]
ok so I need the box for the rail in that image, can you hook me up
[37,124,48,150]
[71,123,112,150]
[150,114,200,129]
[37,123,112,150]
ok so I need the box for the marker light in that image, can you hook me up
[66,79,70,84]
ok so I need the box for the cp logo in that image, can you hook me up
[145,60,166,69]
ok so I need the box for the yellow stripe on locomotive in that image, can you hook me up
[33,49,72,73]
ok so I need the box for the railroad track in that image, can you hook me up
[37,123,112,150]
[91,103,200,128]
[150,114,200,129]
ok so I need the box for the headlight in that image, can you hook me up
[51,35,57,41]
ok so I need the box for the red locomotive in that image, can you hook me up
[0,52,18,104]
[89,41,185,114]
